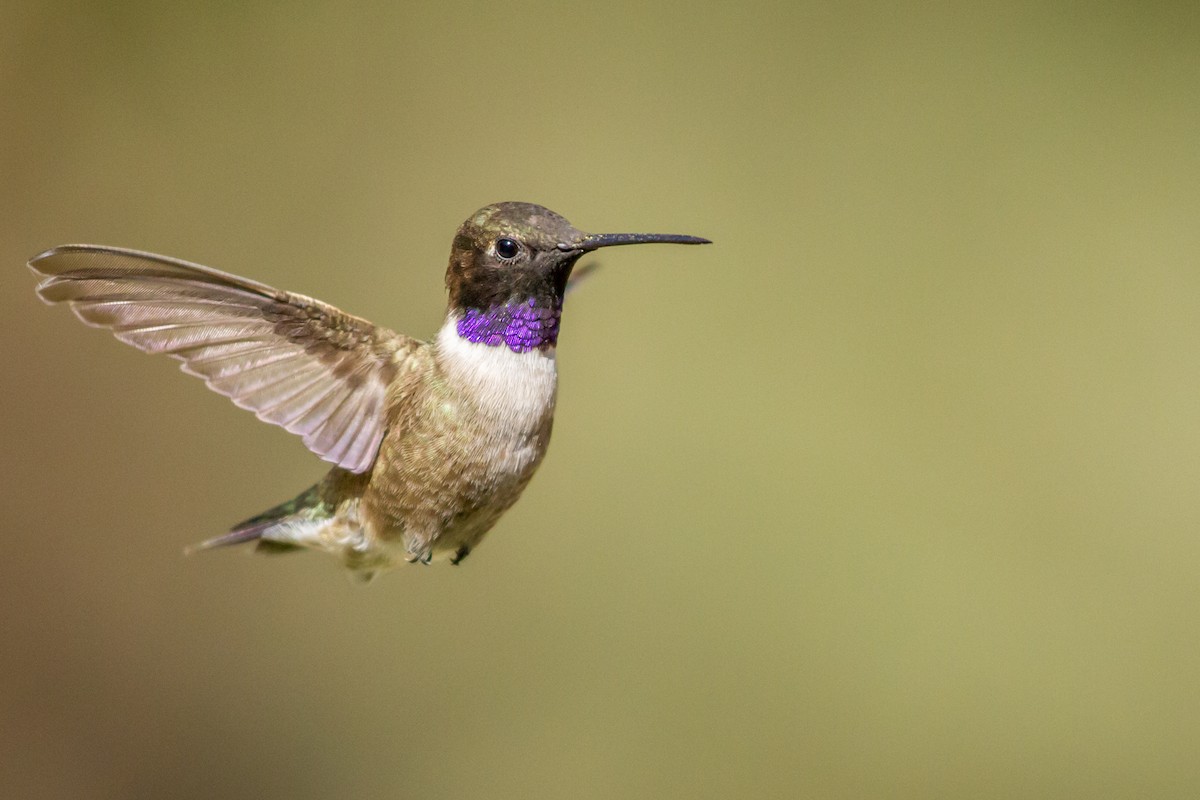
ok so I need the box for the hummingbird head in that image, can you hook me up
[445,202,709,352]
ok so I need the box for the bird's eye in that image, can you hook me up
[495,238,520,260]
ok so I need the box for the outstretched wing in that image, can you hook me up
[30,244,422,474]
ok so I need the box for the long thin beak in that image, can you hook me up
[558,232,712,252]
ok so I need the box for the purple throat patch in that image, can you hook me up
[456,298,561,353]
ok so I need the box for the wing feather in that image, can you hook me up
[30,244,424,473]
[256,370,342,426]
[323,391,376,472]
[72,299,265,329]
[182,344,299,381]
[112,321,270,353]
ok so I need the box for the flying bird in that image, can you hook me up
[30,202,709,577]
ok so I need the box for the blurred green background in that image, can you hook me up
[4,2,1200,797]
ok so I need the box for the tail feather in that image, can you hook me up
[186,521,276,553]
[186,483,323,555]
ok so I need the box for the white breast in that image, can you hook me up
[434,318,558,433]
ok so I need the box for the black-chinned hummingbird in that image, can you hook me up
[30,202,709,577]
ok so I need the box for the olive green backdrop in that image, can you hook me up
[4,2,1200,797]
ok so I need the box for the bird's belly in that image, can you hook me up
[364,426,549,564]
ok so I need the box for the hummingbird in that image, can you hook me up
[30,202,709,577]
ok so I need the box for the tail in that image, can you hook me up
[187,483,324,555]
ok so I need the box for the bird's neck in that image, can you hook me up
[434,315,559,429]
[450,296,562,353]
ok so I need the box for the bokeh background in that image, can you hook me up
[4,2,1200,797]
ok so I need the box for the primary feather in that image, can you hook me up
[29,245,419,473]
